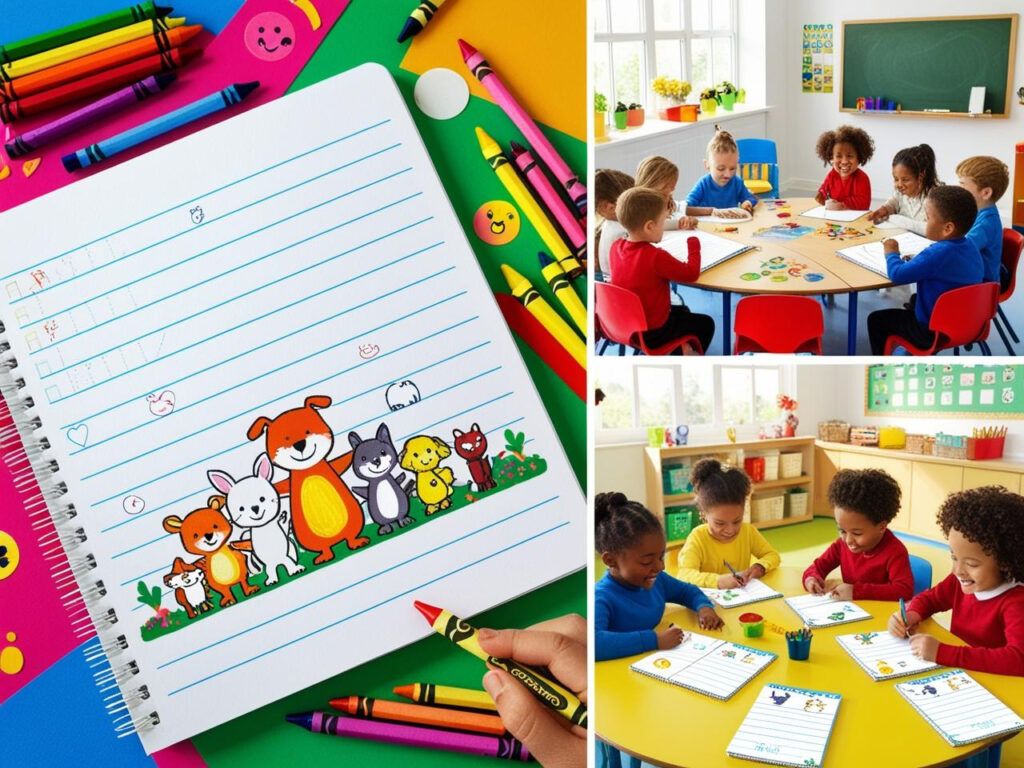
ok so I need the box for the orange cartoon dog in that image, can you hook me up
[247,395,369,564]
[162,496,258,607]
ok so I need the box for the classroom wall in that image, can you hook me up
[594,444,647,500]
[777,0,1023,220]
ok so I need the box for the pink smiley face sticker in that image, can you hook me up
[245,12,295,62]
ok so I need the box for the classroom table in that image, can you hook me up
[595,567,1024,768]
[671,198,903,355]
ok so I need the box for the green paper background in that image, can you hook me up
[192,1,586,765]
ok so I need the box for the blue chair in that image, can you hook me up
[909,554,932,596]
[597,741,641,768]
[736,138,779,199]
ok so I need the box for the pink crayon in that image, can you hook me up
[509,140,586,261]
[459,38,587,217]
[286,711,529,761]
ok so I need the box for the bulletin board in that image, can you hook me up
[864,364,1024,418]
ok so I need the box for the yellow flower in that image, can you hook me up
[652,77,691,101]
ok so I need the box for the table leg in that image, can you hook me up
[722,291,731,355]
[847,292,858,356]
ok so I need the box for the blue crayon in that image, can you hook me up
[63,81,259,172]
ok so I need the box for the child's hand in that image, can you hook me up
[740,200,754,214]
[867,206,890,223]
[657,625,685,649]
[697,606,724,631]
[713,208,744,219]
[717,573,741,589]
[678,216,698,230]
[910,633,939,662]
[882,238,900,255]
[888,609,922,638]
[814,192,826,205]
[825,199,846,210]
[478,614,586,768]
[829,583,853,601]
[739,564,766,583]
[804,575,826,594]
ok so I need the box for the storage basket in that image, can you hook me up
[761,452,780,481]
[967,437,1006,460]
[661,464,692,495]
[818,421,851,443]
[785,488,809,518]
[743,456,765,482]
[665,505,699,540]
[878,427,906,450]
[779,452,803,478]
[750,494,785,522]
[905,435,935,455]
[850,427,879,446]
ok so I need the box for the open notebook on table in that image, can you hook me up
[835,232,934,277]
[801,205,869,222]
[835,630,941,681]
[701,578,783,608]
[727,684,841,767]
[0,63,584,754]
[659,229,756,273]
[784,594,871,627]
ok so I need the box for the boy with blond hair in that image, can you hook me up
[957,155,1010,289]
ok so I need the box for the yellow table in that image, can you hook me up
[682,198,900,354]
[595,567,1024,767]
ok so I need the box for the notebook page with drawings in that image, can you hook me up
[660,229,755,273]
[0,62,584,753]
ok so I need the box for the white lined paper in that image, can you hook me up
[727,684,841,766]
[785,593,871,627]
[702,578,783,608]
[835,630,941,681]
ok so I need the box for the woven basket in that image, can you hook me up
[818,421,850,442]
[850,427,879,446]
[905,435,935,455]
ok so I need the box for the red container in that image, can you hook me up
[744,457,765,482]
[656,104,698,122]
[966,437,1006,460]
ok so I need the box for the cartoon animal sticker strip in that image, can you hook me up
[727,684,841,767]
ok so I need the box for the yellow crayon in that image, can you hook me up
[1,18,187,81]
[414,601,587,729]
[475,126,582,277]
[393,682,498,711]
[538,252,585,334]
[501,264,585,367]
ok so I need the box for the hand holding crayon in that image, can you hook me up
[888,606,921,639]
[657,624,685,649]
[723,559,746,587]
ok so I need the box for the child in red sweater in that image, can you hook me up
[803,468,914,601]
[889,486,1024,676]
[813,125,875,211]
[608,186,715,354]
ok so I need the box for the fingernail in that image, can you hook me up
[477,628,497,641]
[482,669,504,697]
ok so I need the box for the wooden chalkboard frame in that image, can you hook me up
[840,14,1018,119]
[864,364,1024,419]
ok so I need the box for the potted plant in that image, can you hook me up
[652,76,693,121]
[626,102,645,127]
[594,92,608,139]
[699,86,718,115]
[613,101,629,130]
[716,81,739,111]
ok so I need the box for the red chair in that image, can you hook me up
[594,282,704,355]
[733,295,824,354]
[882,282,999,356]
[991,228,1024,354]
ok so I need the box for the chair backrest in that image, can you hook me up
[909,554,932,597]
[1001,227,1024,301]
[928,282,999,348]
[733,295,824,354]
[740,163,772,183]
[594,282,648,347]
[736,138,778,164]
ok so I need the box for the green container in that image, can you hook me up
[665,505,699,541]
[662,463,692,495]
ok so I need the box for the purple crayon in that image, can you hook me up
[5,72,176,159]
[286,711,530,761]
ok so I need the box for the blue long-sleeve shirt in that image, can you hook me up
[965,206,1003,284]
[885,236,984,326]
[685,173,758,209]
[595,571,713,661]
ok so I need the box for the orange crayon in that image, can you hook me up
[329,695,506,735]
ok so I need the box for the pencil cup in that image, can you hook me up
[739,613,764,638]
[787,634,812,661]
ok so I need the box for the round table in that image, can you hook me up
[595,567,1024,767]
[662,198,901,355]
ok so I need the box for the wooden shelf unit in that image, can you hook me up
[645,437,816,543]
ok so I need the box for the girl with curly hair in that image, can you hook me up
[813,124,875,210]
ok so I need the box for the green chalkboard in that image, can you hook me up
[841,15,1018,115]
[865,364,1024,418]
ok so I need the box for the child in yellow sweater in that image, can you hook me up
[677,458,781,587]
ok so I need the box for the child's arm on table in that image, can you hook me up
[662,572,724,631]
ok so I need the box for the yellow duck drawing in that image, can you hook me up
[400,435,455,514]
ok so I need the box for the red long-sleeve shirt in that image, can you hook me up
[803,529,914,601]
[908,574,1024,676]
[609,238,700,331]
[817,168,871,210]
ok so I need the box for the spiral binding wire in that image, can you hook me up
[0,321,159,737]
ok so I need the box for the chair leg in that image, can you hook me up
[998,305,1020,343]
[596,338,608,355]
[993,316,1017,355]
[953,347,960,356]
[980,340,992,356]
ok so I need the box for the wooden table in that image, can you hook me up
[664,197,902,355]
[595,567,1024,767]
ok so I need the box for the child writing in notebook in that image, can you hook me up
[608,186,715,354]
[595,491,723,662]
[889,486,1024,676]
[677,459,780,588]
[803,469,914,601]
[594,168,635,276]
[685,128,758,218]
[957,155,1010,289]
[867,185,983,355]
[867,144,941,235]
[635,155,698,229]
[813,125,875,210]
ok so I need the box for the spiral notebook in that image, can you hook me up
[0,63,584,754]
[835,232,935,278]
[784,593,871,627]
[896,670,1024,746]
[659,229,757,273]
[701,578,783,608]
[726,684,841,767]
[835,630,941,681]
[629,632,776,700]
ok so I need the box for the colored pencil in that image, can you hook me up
[286,711,530,761]
[0,26,202,103]
[538,252,585,333]
[1,17,186,82]
[459,38,587,216]
[393,683,498,711]
[724,559,746,586]
[63,81,258,172]
[397,0,452,43]
[0,2,172,66]
[510,140,586,263]
[6,73,177,159]
[1,47,199,124]
[329,695,506,735]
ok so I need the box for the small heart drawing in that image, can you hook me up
[122,495,146,515]
[66,424,89,448]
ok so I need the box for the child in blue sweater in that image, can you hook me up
[595,491,723,662]
[684,128,759,217]
[867,185,984,355]
[957,155,1010,290]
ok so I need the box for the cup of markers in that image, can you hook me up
[786,628,812,660]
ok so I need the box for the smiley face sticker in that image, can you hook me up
[473,201,520,245]
[244,12,295,62]
[0,530,19,580]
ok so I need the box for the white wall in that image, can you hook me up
[777,1,1023,220]
[595,444,647,500]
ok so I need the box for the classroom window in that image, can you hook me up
[594,0,738,108]
[637,366,676,426]
[720,366,781,425]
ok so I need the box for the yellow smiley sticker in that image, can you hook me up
[0,530,18,581]
[473,200,520,245]
[653,657,671,669]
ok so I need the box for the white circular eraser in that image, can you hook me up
[414,68,470,120]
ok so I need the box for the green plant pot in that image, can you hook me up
[720,92,736,111]
[613,111,629,129]
[700,98,717,115]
